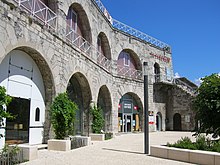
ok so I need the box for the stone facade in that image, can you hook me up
[0,0,196,147]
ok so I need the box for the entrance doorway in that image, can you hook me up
[6,97,30,144]
[156,112,162,131]
[173,113,182,131]
[123,114,132,132]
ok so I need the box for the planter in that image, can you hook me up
[151,145,220,165]
[70,136,91,149]
[48,139,71,151]
[90,134,105,141]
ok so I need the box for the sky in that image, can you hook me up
[100,0,220,85]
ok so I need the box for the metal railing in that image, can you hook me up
[173,78,197,95]
[14,0,57,29]
[112,19,170,49]
[93,0,170,49]
[66,26,92,57]
[153,74,196,95]
[117,65,142,79]
[0,149,24,165]
[154,74,173,83]
[97,51,111,71]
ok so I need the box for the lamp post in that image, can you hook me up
[143,62,149,154]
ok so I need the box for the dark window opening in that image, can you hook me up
[6,97,30,144]
[35,107,40,122]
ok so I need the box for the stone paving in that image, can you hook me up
[21,132,196,165]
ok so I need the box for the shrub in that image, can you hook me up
[91,106,104,134]
[50,92,78,139]
[194,135,210,150]
[167,137,196,150]
[0,86,13,138]
[167,135,220,153]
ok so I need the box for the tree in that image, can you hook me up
[193,73,220,138]
[91,106,104,134]
[50,92,78,139]
[0,86,12,138]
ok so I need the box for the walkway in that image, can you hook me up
[21,132,196,165]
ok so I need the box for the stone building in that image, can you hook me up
[0,0,197,148]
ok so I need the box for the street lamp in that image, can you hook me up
[143,62,149,154]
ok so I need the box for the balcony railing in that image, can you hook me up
[117,66,142,79]
[14,0,57,29]
[97,51,111,71]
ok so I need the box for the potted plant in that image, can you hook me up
[48,92,78,151]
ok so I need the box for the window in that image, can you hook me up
[97,37,101,52]
[35,107,40,122]
[124,52,130,66]
[67,9,77,31]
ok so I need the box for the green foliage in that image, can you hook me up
[91,106,104,134]
[1,144,21,164]
[0,86,13,138]
[167,135,220,153]
[50,92,78,139]
[167,137,196,150]
[193,73,220,138]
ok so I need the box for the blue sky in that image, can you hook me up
[100,0,220,85]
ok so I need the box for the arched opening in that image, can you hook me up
[118,93,143,132]
[97,85,112,132]
[154,63,160,82]
[156,112,162,131]
[97,32,111,70]
[173,113,182,131]
[97,32,111,60]
[0,48,54,146]
[66,3,92,44]
[117,49,142,79]
[67,72,92,135]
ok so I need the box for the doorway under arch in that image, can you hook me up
[0,49,54,147]
[156,112,162,131]
[67,72,92,135]
[97,85,112,132]
[118,93,143,133]
[173,113,182,131]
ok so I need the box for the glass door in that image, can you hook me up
[123,114,132,132]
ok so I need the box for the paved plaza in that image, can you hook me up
[21,132,196,165]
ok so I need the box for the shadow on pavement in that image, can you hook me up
[102,148,144,155]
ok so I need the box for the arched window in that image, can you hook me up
[154,63,160,82]
[35,107,40,122]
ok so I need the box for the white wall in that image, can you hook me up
[0,50,45,147]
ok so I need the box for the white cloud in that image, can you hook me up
[174,72,180,78]
[194,78,203,86]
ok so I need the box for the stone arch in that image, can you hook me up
[173,113,182,131]
[118,92,143,132]
[154,62,160,82]
[66,3,92,43]
[97,85,112,132]
[97,32,111,60]
[67,72,92,135]
[156,112,162,131]
[0,47,55,146]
